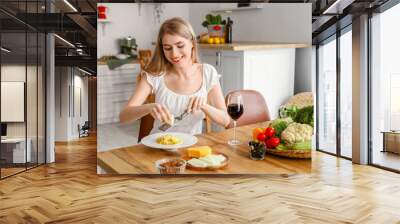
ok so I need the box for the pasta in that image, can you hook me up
[156,135,182,145]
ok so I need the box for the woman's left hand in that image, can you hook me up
[186,96,207,113]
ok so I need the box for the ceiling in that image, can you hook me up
[310,0,389,42]
[0,0,97,74]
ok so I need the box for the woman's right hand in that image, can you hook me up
[150,103,173,124]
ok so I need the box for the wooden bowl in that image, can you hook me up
[265,148,311,159]
[183,154,229,171]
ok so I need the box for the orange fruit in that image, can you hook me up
[214,38,220,44]
[208,37,214,44]
[220,37,225,44]
[201,35,209,43]
[252,128,264,140]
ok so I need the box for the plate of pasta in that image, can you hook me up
[141,132,198,151]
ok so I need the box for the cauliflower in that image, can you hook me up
[281,123,313,146]
[269,117,293,138]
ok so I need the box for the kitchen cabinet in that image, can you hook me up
[97,63,140,124]
[199,46,296,119]
[199,49,243,95]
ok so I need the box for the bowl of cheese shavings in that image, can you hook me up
[141,132,198,151]
[156,134,183,145]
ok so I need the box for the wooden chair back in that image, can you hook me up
[138,50,152,70]
[137,50,155,142]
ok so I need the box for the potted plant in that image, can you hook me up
[202,14,226,43]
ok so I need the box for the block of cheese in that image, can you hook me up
[199,155,226,166]
[186,146,212,158]
[187,158,208,168]
[187,154,226,168]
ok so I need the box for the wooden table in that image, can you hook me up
[97,122,311,175]
[381,131,400,154]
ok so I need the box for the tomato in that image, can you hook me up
[257,133,266,141]
[266,137,280,149]
[264,127,276,138]
[252,127,264,140]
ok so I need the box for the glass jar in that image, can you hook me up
[248,141,266,160]
[155,158,186,174]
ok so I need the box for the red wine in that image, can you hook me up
[227,104,244,120]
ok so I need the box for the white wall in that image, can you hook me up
[1,65,33,138]
[189,3,311,44]
[97,3,190,58]
[55,67,69,141]
[1,64,47,163]
[54,67,89,141]
[72,74,89,138]
[244,49,296,119]
[189,3,312,94]
[79,75,89,124]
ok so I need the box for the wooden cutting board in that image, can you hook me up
[182,153,229,171]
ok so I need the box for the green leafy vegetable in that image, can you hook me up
[279,105,298,119]
[276,144,288,150]
[215,15,221,24]
[275,141,312,151]
[206,14,213,24]
[202,14,226,27]
[293,106,314,127]
[269,117,293,138]
[291,140,312,151]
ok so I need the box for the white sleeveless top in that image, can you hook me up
[144,63,220,135]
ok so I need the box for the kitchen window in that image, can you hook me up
[317,35,337,155]
[316,24,353,159]
[370,1,400,171]
[339,27,352,159]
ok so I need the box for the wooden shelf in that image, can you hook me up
[198,42,310,51]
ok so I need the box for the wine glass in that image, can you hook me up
[227,93,244,145]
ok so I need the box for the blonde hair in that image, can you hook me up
[144,17,200,75]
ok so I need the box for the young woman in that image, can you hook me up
[120,17,230,135]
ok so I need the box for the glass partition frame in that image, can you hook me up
[316,24,353,160]
[0,0,47,179]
